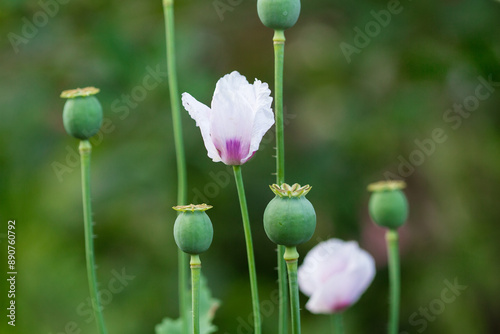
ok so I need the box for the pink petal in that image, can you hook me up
[298,238,376,314]
[298,239,357,296]
[210,72,254,165]
[183,71,274,165]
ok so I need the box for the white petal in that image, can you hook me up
[243,79,274,163]
[181,92,221,162]
[345,247,376,298]
[305,283,344,314]
[327,251,374,311]
[213,71,252,99]
[305,271,355,314]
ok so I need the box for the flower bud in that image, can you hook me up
[257,0,301,30]
[173,204,213,255]
[61,87,103,140]
[368,181,409,229]
[264,183,316,246]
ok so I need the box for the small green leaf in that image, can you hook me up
[156,275,219,334]
[199,276,219,334]
[155,317,182,334]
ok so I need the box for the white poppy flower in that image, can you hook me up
[298,238,376,314]
[182,71,274,165]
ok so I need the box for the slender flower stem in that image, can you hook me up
[233,165,261,334]
[273,28,288,334]
[79,140,108,334]
[177,250,189,334]
[284,247,301,334]
[277,245,288,334]
[190,255,202,334]
[386,229,400,334]
[162,0,187,206]
[330,313,344,334]
[162,0,190,333]
[274,32,285,181]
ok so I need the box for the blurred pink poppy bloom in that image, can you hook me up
[298,238,376,314]
[182,71,274,165]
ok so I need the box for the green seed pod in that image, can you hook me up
[264,183,316,247]
[173,204,213,255]
[257,0,301,30]
[61,87,103,140]
[368,181,409,229]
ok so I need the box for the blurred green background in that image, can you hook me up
[1,0,500,333]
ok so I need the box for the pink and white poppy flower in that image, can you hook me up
[298,238,376,314]
[182,71,274,165]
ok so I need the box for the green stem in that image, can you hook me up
[178,250,189,334]
[273,29,288,334]
[162,0,187,206]
[79,140,108,334]
[190,255,201,334]
[233,165,261,334]
[330,313,344,334]
[278,245,288,334]
[386,229,400,334]
[162,1,189,332]
[284,247,301,334]
[274,29,285,184]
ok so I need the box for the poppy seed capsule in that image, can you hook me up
[257,0,301,30]
[264,183,316,247]
[173,204,213,255]
[61,87,103,140]
[368,181,409,229]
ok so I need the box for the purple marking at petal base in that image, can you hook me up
[224,139,245,165]
[332,301,351,313]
